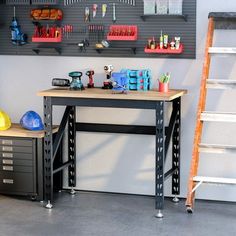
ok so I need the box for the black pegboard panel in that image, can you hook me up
[0,0,196,58]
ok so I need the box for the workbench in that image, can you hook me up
[38,88,187,218]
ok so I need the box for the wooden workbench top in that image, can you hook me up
[0,124,58,139]
[37,88,187,101]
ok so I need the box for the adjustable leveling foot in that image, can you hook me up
[172,196,180,203]
[45,200,53,209]
[70,188,76,195]
[155,210,163,218]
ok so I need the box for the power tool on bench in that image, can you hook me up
[52,71,85,90]
[102,65,114,89]
[52,78,71,87]
[111,72,129,93]
[86,70,95,88]
[69,71,85,90]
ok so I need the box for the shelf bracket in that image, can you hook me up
[32,47,62,55]
[140,14,188,22]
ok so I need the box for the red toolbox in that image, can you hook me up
[107,25,138,41]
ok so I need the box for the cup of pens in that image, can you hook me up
[158,73,170,92]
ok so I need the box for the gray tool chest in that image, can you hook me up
[0,124,61,201]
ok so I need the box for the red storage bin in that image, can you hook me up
[32,35,62,43]
[107,25,138,41]
[32,28,62,43]
[144,44,184,54]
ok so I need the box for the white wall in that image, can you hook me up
[1,0,236,201]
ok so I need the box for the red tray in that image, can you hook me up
[32,34,62,43]
[107,25,138,41]
[144,44,184,54]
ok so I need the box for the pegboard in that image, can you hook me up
[0,0,196,58]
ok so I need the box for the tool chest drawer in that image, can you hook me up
[0,138,32,147]
[0,145,33,153]
[0,157,32,166]
[0,172,34,193]
[0,152,33,160]
[0,165,33,173]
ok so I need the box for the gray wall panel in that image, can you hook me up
[0,0,196,58]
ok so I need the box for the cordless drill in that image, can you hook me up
[86,70,95,88]
[102,65,114,89]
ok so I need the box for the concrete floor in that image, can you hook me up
[0,191,235,236]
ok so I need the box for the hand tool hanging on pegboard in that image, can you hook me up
[102,4,107,18]
[112,3,116,23]
[84,7,90,22]
[67,39,89,52]
[92,4,98,18]
[10,6,27,46]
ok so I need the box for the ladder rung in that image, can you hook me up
[209,47,236,54]
[193,176,236,185]
[206,79,236,89]
[201,111,236,122]
[199,143,236,154]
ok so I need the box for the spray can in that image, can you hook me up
[175,37,181,50]
[164,34,168,49]
[159,31,163,49]
[151,36,156,49]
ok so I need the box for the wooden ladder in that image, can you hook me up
[186,12,236,213]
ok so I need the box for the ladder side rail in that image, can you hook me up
[186,17,215,209]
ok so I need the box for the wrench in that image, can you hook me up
[113,3,116,23]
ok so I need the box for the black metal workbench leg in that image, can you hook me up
[172,98,181,203]
[43,96,54,209]
[68,106,76,195]
[155,101,165,218]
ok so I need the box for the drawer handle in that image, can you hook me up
[3,179,14,184]
[2,153,13,158]
[2,159,13,165]
[3,166,13,171]
[2,146,13,152]
[1,140,13,145]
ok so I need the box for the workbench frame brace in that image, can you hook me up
[43,97,77,208]
[155,98,181,218]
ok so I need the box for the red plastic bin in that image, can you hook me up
[32,33,62,43]
[144,44,184,54]
[32,28,62,43]
[107,25,138,41]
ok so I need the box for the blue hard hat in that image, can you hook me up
[20,111,44,131]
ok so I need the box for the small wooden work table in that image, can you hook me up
[38,88,187,218]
